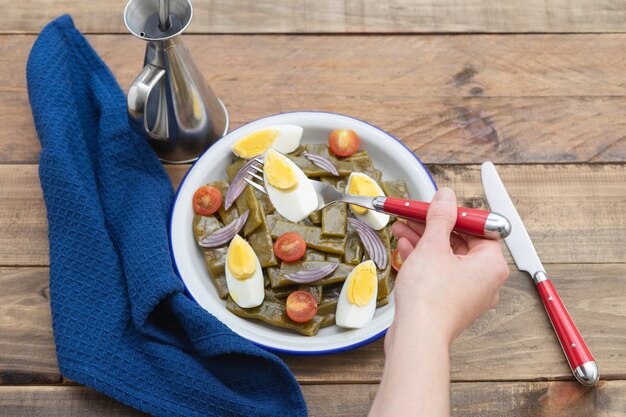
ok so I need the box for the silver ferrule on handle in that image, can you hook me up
[574,361,600,386]
[339,194,383,211]
[533,270,548,284]
[484,212,512,239]
[372,196,386,211]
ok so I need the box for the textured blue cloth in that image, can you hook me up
[27,15,306,417]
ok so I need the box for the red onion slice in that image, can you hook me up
[199,211,249,248]
[285,263,339,284]
[347,218,388,270]
[224,159,261,210]
[303,151,339,176]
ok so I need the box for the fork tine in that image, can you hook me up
[244,177,267,194]
[249,164,264,173]
[254,157,264,164]
[248,171,264,182]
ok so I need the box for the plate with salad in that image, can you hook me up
[170,111,437,354]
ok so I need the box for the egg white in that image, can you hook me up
[225,238,265,308]
[230,125,303,158]
[269,125,303,154]
[346,172,390,230]
[263,150,318,223]
[336,260,379,329]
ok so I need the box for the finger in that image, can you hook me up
[421,187,458,248]
[450,231,469,255]
[391,221,421,247]
[463,232,494,252]
[397,237,414,261]
[410,222,468,254]
[466,235,504,257]
[465,244,510,287]
[405,220,426,237]
[401,207,467,252]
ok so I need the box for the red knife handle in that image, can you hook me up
[536,276,599,385]
[380,197,511,239]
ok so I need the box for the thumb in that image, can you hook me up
[421,187,457,247]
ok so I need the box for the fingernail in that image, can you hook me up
[434,187,455,203]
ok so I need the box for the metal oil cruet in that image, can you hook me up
[124,0,229,163]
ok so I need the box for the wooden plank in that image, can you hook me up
[4,34,626,164]
[1,264,624,384]
[4,0,626,34]
[1,382,625,416]
[0,386,148,416]
[0,268,60,384]
[0,166,49,266]
[428,163,626,265]
[2,164,623,266]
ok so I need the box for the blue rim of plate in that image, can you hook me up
[168,110,438,356]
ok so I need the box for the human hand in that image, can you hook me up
[389,187,509,345]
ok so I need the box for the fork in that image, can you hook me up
[245,159,511,239]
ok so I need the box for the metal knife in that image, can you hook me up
[480,161,599,386]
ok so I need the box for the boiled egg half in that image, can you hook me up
[346,172,389,230]
[231,125,303,159]
[336,260,379,329]
[263,149,318,223]
[225,235,265,308]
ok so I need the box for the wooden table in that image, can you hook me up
[1,1,625,415]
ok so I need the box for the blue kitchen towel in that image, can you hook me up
[27,15,307,417]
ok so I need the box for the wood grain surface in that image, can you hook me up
[0,268,59,384]
[1,381,625,416]
[2,164,622,266]
[2,1,626,414]
[4,0,626,34]
[1,264,624,384]
[3,35,626,164]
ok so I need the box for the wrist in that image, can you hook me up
[389,311,452,352]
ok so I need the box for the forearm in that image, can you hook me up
[369,317,451,417]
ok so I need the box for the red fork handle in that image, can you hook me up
[379,197,511,239]
[535,275,599,385]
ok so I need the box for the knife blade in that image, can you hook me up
[480,161,599,386]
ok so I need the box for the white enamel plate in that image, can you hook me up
[170,112,437,355]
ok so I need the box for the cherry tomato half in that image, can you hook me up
[273,232,307,262]
[329,129,360,157]
[286,290,318,323]
[391,248,403,272]
[192,185,222,216]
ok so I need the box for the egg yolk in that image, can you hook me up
[348,174,382,215]
[347,261,377,306]
[232,129,277,158]
[264,150,298,191]
[227,235,257,280]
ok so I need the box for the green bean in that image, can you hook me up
[343,223,364,265]
[321,177,347,238]
[374,227,394,300]
[226,297,324,336]
[381,179,410,200]
[192,215,229,299]
[317,299,338,316]
[325,253,343,263]
[235,186,263,236]
[273,261,354,288]
[320,314,336,328]
[304,249,327,261]
[245,204,277,267]
[271,220,346,255]
[299,284,323,303]
[309,210,322,225]
[211,180,239,225]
